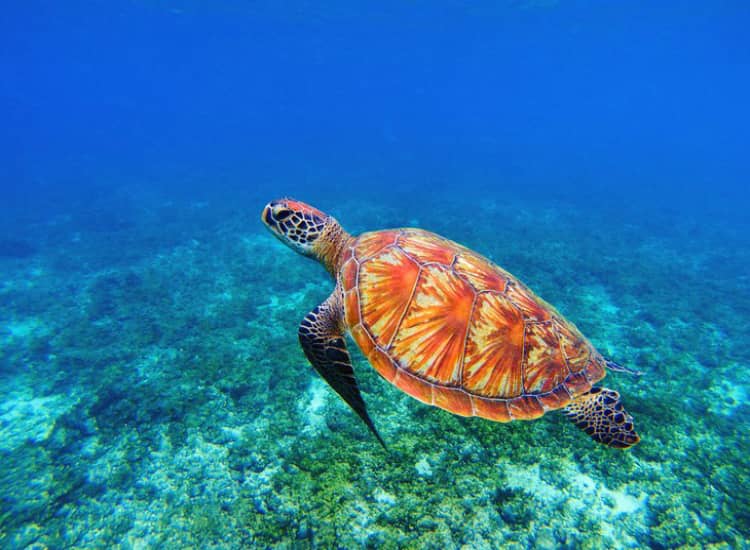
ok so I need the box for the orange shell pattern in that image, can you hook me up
[340,229,607,421]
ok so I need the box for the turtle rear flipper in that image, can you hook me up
[299,291,387,449]
[563,387,640,449]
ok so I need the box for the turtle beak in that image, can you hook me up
[262,203,277,228]
[262,201,295,240]
[262,202,288,231]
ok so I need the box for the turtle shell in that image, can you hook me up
[339,228,607,421]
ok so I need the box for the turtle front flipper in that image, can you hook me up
[563,387,640,449]
[299,291,386,449]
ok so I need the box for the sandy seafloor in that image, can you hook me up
[0,186,747,549]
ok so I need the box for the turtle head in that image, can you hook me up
[262,198,348,272]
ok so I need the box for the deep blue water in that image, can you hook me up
[1,2,749,547]
[3,1,749,218]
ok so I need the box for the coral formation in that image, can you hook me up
[0,191,747,547]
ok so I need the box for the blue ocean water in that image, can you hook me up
[1,1,748,547]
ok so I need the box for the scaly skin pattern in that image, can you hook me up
[340,228,608,421]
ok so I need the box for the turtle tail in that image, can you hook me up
[605,359,644,377]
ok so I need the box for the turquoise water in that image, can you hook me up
[2,2,749,548]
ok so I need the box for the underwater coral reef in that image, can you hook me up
[0,189,747,548]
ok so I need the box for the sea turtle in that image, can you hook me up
[262,198,640,449]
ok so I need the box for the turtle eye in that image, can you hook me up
[275,209,292,221]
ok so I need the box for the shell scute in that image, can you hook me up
[538,385,573,411]
[523,321,569,394]
[584,356,607,383]
[508,395,546,420]
[368,347,397,382]
[350,323,376,357]
[471,397,511,422]
[393,369,434,405]
[563,371,592,397]
[463,292,524,398]
[359,247,420,348]
[555,318,591,372]
[341,255,358,293]
[390,263,474,385]
[398,231,457,265]
[506,280,552,322]
[433,387,474,417]
[355,230,400,260]
[454,253,508,292]
[343,290,360,327]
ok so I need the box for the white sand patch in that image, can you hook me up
[500,458,648,547]
[134,347,177,381]
[578,284,625,354]
[415,456,434,478]
[299,379,329,435]
[708,377,747,416]
[502,462,563,503]
[581,284,620,316]
[0,382,79,451]
[4,318,44,339]
[609,486,643,515]
[373,487,396,506]
[262,293,280,310]
[220,425,245,443]
[89,429,240,548]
